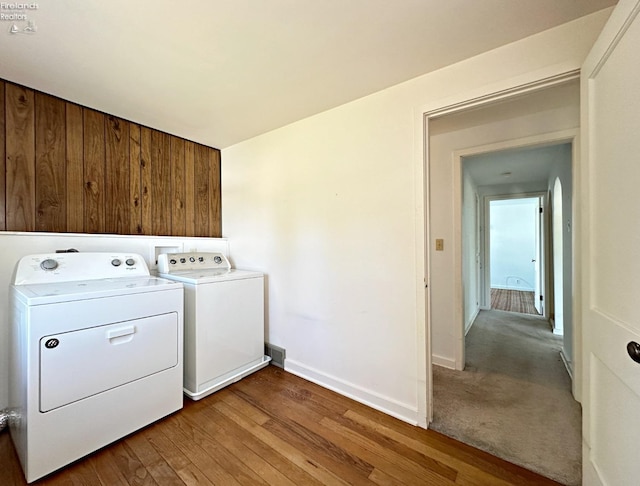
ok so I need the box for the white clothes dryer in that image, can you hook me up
[9,252,184,483]
[157,252,270,400]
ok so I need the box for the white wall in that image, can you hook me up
[462,171,480,334]
[490,198,539,291]
[0,232,229,410]
[547,144,574,370]
[222,11,610,424]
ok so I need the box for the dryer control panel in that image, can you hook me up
[157,252,231,274]
[13,252,150,285]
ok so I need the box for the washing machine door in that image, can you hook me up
[39,313,179,412]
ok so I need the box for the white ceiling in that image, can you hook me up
[0,0,616,148]
[464,143,571,188]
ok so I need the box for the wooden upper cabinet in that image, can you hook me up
[1,78,222,237]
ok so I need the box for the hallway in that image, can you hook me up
[430,310,581,485]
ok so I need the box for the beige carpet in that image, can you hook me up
[430,310,581,485]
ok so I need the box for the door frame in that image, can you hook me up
[422,73,582,422]
[534,194,545,316]
[449,134,574,373]
[482,192,547,317]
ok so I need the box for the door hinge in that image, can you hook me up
[539,207,543,214]
[539,295,543,301]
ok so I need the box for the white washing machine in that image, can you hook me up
[157,252,270,400]
[9,252,184,483]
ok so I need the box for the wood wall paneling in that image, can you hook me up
[139,126,152,235]
[209,149,222,236]
[5,83,36,232]
[1,78,222,237]
[66,103,84,233]
[35,92,66,232]
[151,131,171,236]
[171,137,186,236]
[83,109,106,233]
[129,124,142,234]
[194,143,210,237]
[0,81,5,231]
[161,133,172,235]
[105,116,130,234]
[184,141,196,237]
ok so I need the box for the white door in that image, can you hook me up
[581,1,640,484]
[534,198,544,315]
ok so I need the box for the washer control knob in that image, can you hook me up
[198,256,204,262]
[189,257,196,262]
[111,259,122,267]
[169,258,177,265]
[180,258,186,263]
[214,256,223,264]
[40,259,58,271]
[125,258,135,266]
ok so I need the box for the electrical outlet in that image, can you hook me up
[435,239,444,251]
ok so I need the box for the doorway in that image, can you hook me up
[488,196,543,316]
[431,140,577,484]
[458,141,573,362]
[427,79,580,374]
[426,82,579,482]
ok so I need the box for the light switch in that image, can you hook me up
[435,239,444,251]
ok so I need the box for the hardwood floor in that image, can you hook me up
[0,366,559,485]
[490,288,540,316]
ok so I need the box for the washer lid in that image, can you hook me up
[12,276,182,305]
[157,268,263,284]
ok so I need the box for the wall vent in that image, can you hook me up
[265,343,286,368]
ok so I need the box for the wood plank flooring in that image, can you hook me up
[490,288,539,315]
[0,366,559,485]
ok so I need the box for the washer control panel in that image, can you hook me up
[157,252,230,274]
[13,252,150,285]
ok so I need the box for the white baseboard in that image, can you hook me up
[284,359,420,426]
[465,308,479,336]
[491,285,535,292]
[431,354,456,370]
[583,441,604,486]
[560,349,573,380]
